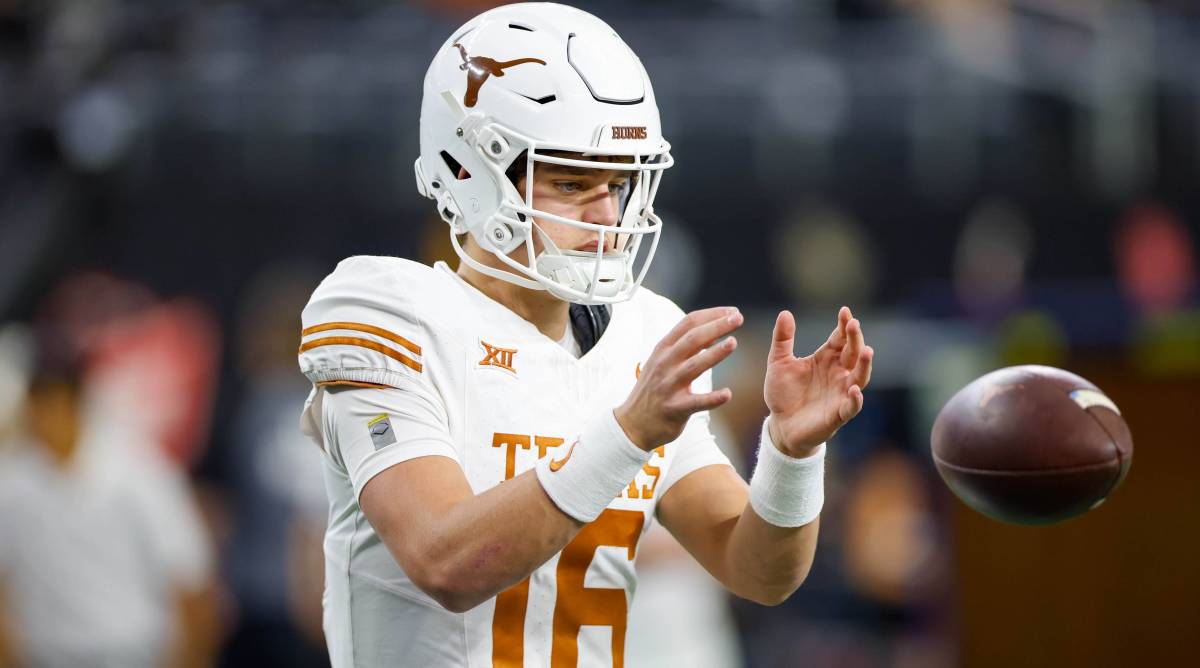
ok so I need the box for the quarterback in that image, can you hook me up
[298,3,873,667]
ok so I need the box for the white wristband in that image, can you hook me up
[536,409,651,523]
[749,419,826,527]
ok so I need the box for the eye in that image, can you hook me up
[608,180,629,195]
[554,181,583,193]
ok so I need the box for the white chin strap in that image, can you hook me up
[449,218,637,305]
[529,221,632,302]
[536,250,631,301]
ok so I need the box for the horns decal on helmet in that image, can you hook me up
[453,43,547,108]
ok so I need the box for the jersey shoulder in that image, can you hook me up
[619,286,717,393]
[299,256,458,389]
[622,284,687,338]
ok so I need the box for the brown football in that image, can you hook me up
[931,365,1133,525]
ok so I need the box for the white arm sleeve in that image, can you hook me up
[655,369,734,500]
[321,382,460,501]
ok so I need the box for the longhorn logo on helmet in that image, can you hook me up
[453,43,546,108]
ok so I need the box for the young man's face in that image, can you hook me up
[514,154,634,256]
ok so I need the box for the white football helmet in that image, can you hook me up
[415,2,672,304]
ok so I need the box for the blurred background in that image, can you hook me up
[1,0,1198,667]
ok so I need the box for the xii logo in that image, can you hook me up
[479,340,518,374]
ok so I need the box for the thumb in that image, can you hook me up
[768,310,796,363]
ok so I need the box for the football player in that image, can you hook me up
[298,4,874,667]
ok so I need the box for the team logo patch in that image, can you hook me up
[453,43,546,108]
[367,414,397,450]
[479,340,518,375]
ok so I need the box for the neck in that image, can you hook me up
[457,243,571,341]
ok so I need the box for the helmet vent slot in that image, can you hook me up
[519,93,557,105]
[508,23,535,32]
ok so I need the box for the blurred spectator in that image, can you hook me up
[904,0,1017,80]
[843,447,945,608]
[0,325,31,444]
[1114,202,1196,317]
[953,199,1032,322]
[88,302,222,469]
[996,309,1069,367]
[0,273,219,668]
[773,202,875,312]
[217,262,329,668]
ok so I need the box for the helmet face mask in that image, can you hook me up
[416,2,672,305]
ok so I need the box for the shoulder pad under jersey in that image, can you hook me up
[625,283,687,337]
[625,286,714,394]
[299,256,440,389]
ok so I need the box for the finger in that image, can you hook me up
[677,387,733,415]
[668,309,743,362]
[658,307,737,351]
[850,345,874,390]
[676,336,737,386]
[825,306,853,349]
[839,318,863,369]
[768,310,795,363]
[838,384,864,423]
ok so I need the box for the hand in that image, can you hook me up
[615,307,742,451]
[764,306,873,457]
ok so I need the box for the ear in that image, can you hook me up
[457,167,471,179]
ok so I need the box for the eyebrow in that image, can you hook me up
[542,165,630,178]
[543,165,594,176]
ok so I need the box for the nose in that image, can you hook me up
[581,186,620,250]
[581,185,620,228]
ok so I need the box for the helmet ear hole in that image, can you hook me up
[440,151,471,180]
[437,192,466,232]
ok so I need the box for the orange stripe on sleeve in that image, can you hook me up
[299,336,423,373]
[301,322,422,356]
[316,380,391,389]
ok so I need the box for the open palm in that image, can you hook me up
[763,307,873,457]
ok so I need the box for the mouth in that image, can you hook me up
[574,241,603,253]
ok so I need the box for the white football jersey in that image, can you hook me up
[298,256,731,668]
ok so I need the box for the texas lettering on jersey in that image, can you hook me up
[488,429,665,667]
[492,432,666,498]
